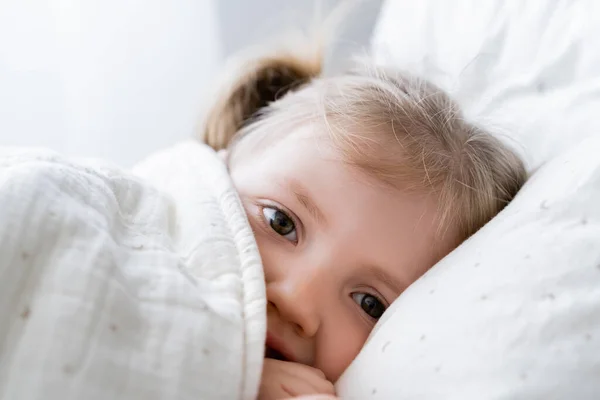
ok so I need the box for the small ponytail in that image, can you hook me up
[200,51,323,150]
[199,0,360,150]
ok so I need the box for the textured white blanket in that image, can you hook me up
[0,141,266,400]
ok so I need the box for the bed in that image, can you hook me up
[1,1,599,399]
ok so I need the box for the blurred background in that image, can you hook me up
[0,0,382,166]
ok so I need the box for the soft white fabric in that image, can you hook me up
[0,141,266,400]
[370,0,600,170]
[337,1,600,399]
[338,135,600,399]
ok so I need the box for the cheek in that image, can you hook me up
[315,310,371,382]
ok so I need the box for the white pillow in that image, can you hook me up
[337,134,600,398]
[369,0,600,171]
[336,1,600,398]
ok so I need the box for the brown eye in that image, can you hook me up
[351,293,386,320]
[262,207,297,242]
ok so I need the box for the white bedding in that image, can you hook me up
[0,141,266,400]
[369,0,600,170]
[3,2,600,399]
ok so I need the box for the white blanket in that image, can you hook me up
[0,141,266,400]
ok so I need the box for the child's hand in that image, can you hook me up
[258,358,335,400]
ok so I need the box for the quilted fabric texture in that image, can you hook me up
[0,142,266,400]
[337,1,600,398]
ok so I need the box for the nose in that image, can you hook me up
[267,271,322,338]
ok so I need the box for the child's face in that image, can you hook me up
[229,125,453,382]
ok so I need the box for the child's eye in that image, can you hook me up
[262,207,298,243]
[351,292,386,320]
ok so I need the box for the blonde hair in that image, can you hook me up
[200,50,526,244]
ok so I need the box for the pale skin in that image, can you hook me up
[227,125,456,399]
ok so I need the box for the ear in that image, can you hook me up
[200,52,323,151]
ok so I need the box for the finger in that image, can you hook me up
[260,363,335,398]
[260,376,326,399]
[263,359,327,380]
[279,378,334,398]
[280,373,335,396]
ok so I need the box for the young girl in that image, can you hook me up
[202,47,527,399]
[0,39,526,400]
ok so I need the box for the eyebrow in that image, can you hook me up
[286,180,326,224]
[366,265,407,296]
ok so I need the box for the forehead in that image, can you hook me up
[231,124,450,285]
